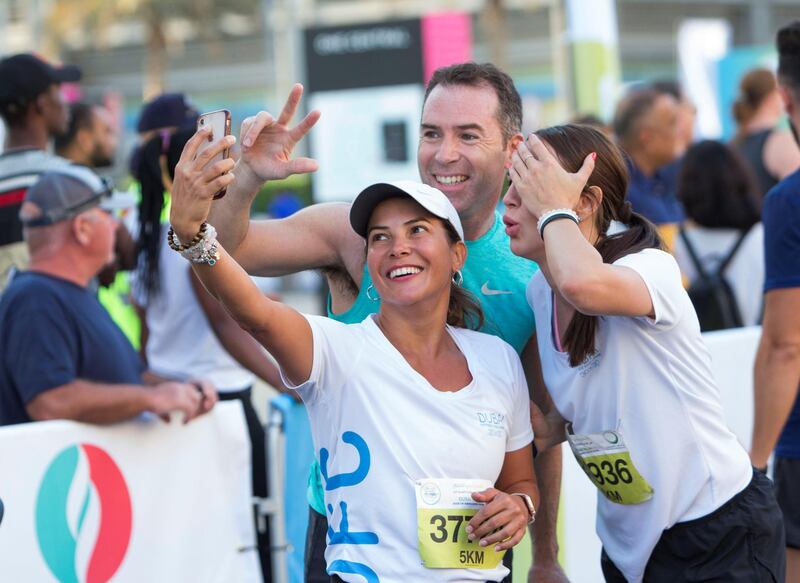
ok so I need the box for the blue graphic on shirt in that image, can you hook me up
[320,430,371,491]
[327,501,379,545]
[323,431,380,579]
[328,560,379,583]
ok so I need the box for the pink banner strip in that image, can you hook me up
[421,12,473,84]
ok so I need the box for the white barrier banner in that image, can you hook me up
[0,402,260,583]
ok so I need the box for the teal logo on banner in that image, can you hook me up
[35,444,132,583]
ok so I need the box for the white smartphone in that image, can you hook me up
[196,109,232,199]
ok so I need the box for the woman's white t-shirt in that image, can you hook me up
[283,314,533,583]
[527,249,751,583]
[673,223,764,326]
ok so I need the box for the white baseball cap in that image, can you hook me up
[349,180,464,242]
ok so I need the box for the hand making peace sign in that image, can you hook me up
[235,83,321,189]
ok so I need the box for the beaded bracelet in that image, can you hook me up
[167,222,220,266]
[184,224,220,265]
[537,208,579,238]
[167,223,207,252]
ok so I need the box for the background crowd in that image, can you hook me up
[2,6,800,583]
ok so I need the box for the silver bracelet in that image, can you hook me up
[169,223,220,265]
[510,492,537,524]
[537,208,579,238]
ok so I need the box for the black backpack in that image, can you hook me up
[679,226,750,332]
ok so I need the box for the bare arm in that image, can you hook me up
[750,288,800,467]
[26,379,209,425]
[542,220,654,317]
[215,202,364,278]
[511,135,653,318]
[189,269,289,392]
[171,129,315,386]
[764,129,800,181]
[522,336,568,581]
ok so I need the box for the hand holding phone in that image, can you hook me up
[196,109,232,199]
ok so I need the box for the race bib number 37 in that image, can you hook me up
[415,478,505,570]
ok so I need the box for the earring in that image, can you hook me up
[366,283,380,301]
[452,270,464,286]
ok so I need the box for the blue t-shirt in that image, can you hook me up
[626,158,685,225]
[0,272,144,425]
[307,212,539,513]
[762,169,800,459]
[326,211,538,352]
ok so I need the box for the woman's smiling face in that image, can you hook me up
[366,196,464,308]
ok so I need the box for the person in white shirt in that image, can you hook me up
[674,139,764,328]
[168,126,538,583]
[502,123,784,583]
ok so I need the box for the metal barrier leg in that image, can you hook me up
[259,406,290,583]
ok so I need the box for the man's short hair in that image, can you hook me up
[54,102,95,155]
[424,62,522,142]
[651,79,684,101]
[612,88,662,145]
[777,21,800,98]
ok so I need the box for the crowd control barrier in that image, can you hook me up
[0,402,261,582]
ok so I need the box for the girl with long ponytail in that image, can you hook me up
[502,124,784,582]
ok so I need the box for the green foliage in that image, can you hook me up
[251,174,313,216]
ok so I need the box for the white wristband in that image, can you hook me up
[171,223,220,265]
[537,208,579,238]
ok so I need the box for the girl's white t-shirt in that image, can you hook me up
[283,314,533,583]
[527,248,751,583]
[131,224,254,392]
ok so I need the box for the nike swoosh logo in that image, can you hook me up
[481,282,513,296]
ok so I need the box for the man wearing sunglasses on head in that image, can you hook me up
[0,165,218,428]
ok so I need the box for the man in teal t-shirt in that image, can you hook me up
[208,63,566,583]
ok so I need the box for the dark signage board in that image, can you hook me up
[304,19,423,92]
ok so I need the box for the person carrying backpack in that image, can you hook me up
[674,140,764,329]
[678,223,751,331]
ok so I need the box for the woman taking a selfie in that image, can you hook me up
[168,127,538,582]
[502,124,784,582]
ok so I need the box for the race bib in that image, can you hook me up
[414,478,506,569]
[566,424,654,505]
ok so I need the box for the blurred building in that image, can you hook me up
[2,1,796,101]
[1,0,798,148]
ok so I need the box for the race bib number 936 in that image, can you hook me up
[566,424,654,505]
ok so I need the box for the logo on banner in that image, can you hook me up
[35,443,132,583]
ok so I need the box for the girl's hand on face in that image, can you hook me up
[169,127,237,242]
[466,488,529,552]
[509,133,595,218]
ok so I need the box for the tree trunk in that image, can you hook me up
[481,0,507,70]
[143,3,167,99]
